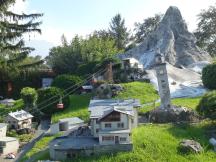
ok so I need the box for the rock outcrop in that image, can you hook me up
[148,106,200,123]
[179,139,203,154]
[119,6,211,68]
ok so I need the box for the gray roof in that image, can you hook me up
[59,117,84,124]
[89,99,140,119]
[8,110,33,121]
[51,137,99,150]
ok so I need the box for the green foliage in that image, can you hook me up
[37,87,69,115]
[25,81,215,161]
[194,4,216,56]
[20,87,38,109]
[7,130,34,143]
[77,61,99,76]
[51,94,91,123]
[0,0,43,85]
[51,74,82,93]
[115,82,159,104]
[134,14,163,43]
[109,13,130,50]
[202,63,216,89]
[197,91,216,119]
[47,32,120,75]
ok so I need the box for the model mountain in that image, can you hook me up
[119,6,211,68]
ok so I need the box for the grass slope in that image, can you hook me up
[26,81,216,162]
[71,123,216,162]
[51,94,91,123]
[115,82,159,104]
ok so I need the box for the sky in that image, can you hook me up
[10,0,216,57]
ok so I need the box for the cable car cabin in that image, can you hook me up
[57,103,64,109]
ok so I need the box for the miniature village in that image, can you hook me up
[0,3,216,162]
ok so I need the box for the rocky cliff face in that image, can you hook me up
[119,6,211,68]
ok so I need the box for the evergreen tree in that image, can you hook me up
[109,14,130,50]
[61,34,68,46]
[194,5,216,56]
[0,0,43,81]
[134,14,162,43]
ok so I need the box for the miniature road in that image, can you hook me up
[14,118,51,162]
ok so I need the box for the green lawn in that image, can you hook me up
[51,94,91,123]
[25,81,215,162]
[70,122,216,162]
[115,81,159,104]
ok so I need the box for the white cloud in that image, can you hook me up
[9,0,28,14]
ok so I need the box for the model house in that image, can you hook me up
[122,58,143,70]
[0,123,19,156]
[49,99,141,160]
[5,110,33,130]
[88,99,140,145]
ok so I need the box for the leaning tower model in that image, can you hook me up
[154,50,171,109]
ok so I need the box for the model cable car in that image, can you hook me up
[57,96,64,109]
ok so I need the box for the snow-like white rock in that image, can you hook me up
[187,61,210,73]
[146,63,207,98]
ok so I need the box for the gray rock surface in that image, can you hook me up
[179,139,203,153]
[149,106,200,123]
[119,6,211,68]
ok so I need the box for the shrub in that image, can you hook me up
[197,91,216,119]
[202,63,216,89]
[51,74,82,93]
[20,87,38,109]
[37,87,69,115]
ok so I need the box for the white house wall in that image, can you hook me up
[1,140,19,155]
[0,126,7,137]
[99,133,131,145]
[100,113,129,131]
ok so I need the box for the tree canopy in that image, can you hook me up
[134,14,163,43]
[46,32,120,75]
[194,4,216,56]
[109,14,130,50]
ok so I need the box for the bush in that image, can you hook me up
[51,74,82,93]
[37,87,69,115]
[202,63,216,89]
[20,87,38,109]
[197,91,216,119]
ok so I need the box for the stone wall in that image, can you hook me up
[50,143,133,161]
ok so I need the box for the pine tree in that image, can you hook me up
[109,14,129,50]
[134,14,162,43]
[0,0,43,80]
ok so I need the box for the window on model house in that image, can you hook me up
[96,119,99,124]
[102,136,114,141]
[105,123,111,128]
[117,123,124,128]
[120,137,127,141]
